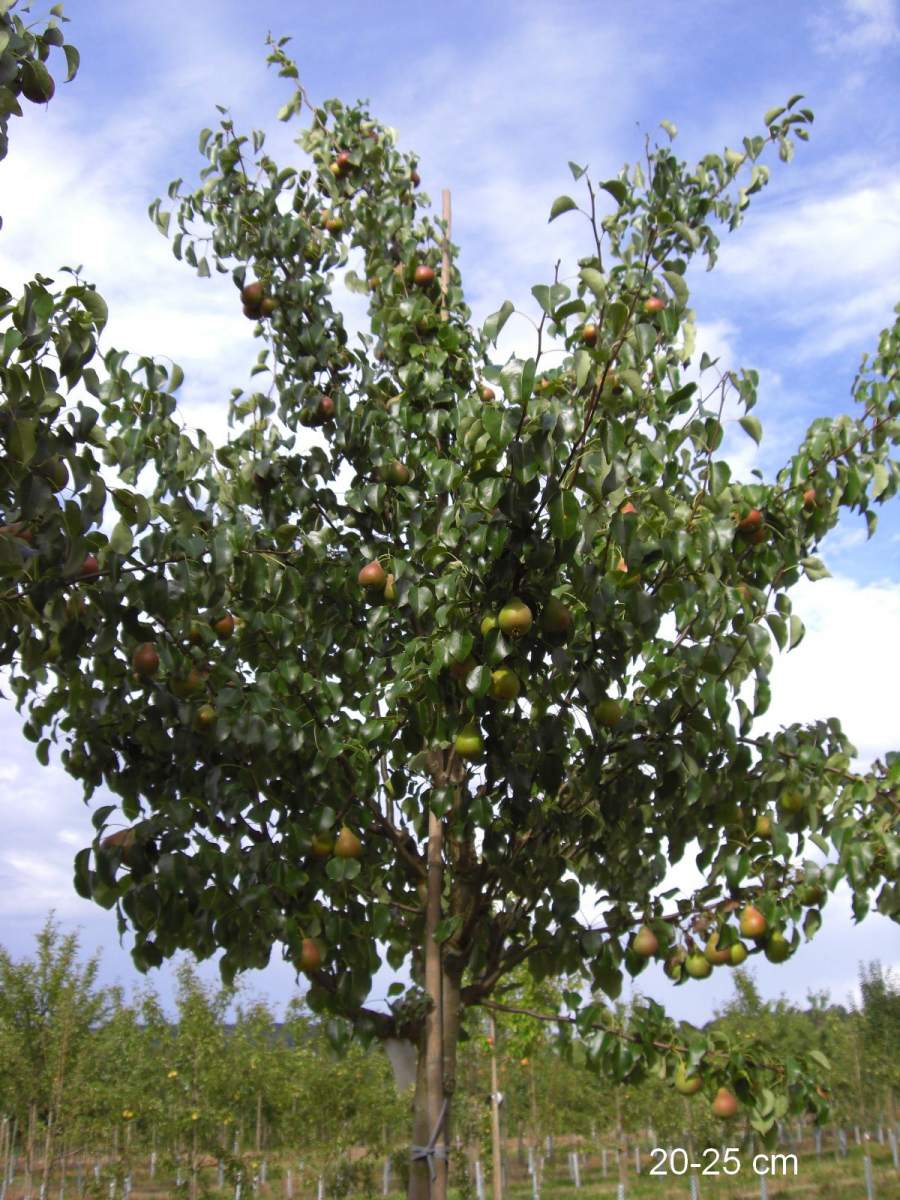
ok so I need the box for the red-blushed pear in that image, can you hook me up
[316,394,336,422]
[0,522,33,542]
[728,941,749,966]
[309,833,334,860]
[454,724,484,761]
[379,461,411,486]
[498,597,533,638]
[449,657,478,687]
[259,296,278,317]
[593,698,622,728]
[712,1088,739,1119]
[631,926,659,959]
[413,264,436,286]
[170,666,206,700]
[241,281,264,309]
[132,643,160,678]
[480,384,496,402]
[489,668,520,703]
[101,827,136,862]
[739,904,767,939]
[643,295,667,315]
[704,932,732,966]
[79,554,100,579]
[673,1062,702,1095]
[194,704,216,733]
[802,487,818,510]
[358,561,387,590]
[736,508,764,535]
[212,613,235,640]
[684,952,712,980]
[324,215,344,235]
[620,501,637,515]
[410,169,421,187]
[297,938,322,974]
[580,323,598,346]
[541,597,573,640]
[334,826,363,859]
[383,573,397,602]
[764,930,792,963]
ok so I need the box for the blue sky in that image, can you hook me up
[0,0,898,1023]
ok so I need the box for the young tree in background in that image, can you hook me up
[1,9,899,1200]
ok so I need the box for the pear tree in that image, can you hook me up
[2,19,899,1200]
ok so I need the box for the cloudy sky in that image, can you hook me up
[1,0,898,1024]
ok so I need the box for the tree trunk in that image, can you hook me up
[24,1102,36,1200]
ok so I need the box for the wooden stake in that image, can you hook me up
[489,1018,503,1200]
[424,801,446,1200]
[440,190,452,322]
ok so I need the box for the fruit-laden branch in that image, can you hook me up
[476,997,792,1078]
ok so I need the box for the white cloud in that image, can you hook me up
[713,179,900,358]
[811,0,900,53]
[751,573,900,765]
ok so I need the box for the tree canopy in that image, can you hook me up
[1,9,898,1199]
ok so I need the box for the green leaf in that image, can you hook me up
[580,268,607,301]
[9,419,36,464]
[109,521,133,556]
[600,179,628,205]
[482,300,514,345]
[549,491,580,540]
[739,415,763,445]
[574,349,592,391]
[80,288,108,331]
[568,161,587,181]
[659,119,678,141]
[466,666,491,697]
[662,270,688,306]
[871,462,889,499]
[549,195,578,222]
[63,44,80,82]
[0,86,23,119]
[764,105,786,125]
[73,848,92,900]
[800,556,830,581]
[606,301,629,335]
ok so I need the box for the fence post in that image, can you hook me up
[474,1159,485,1200]
[888,1128,899,1169]
[689,1175,700,1200]
[863,1149,875,1200]
[382,1155,391,1197]
[634,1145,641,1174]
[758,1173,768,1200]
